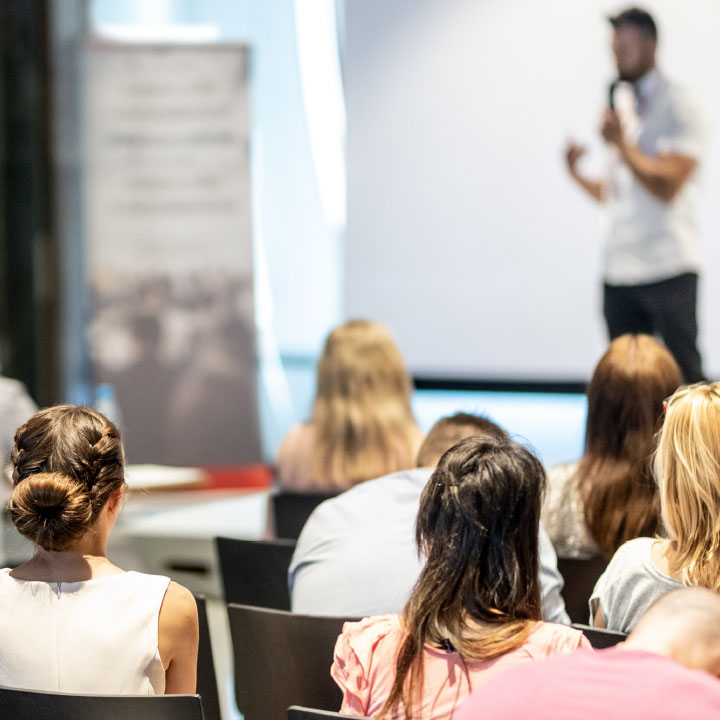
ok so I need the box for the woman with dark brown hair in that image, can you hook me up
[331,436,588,720]
[0,405,198,694]
[542,334,682,560]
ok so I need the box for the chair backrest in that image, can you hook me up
[557,555,608,624]
[227,603,358,720]
[0,686,205,720]
[571,623,627,649]
[271,492,336,540]
[288,705,366,720]
[194,595,221,720]
[216,537,296,610]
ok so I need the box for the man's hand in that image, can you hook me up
[565,141,587,177]
[600,109,624,147]
[564,140,605,203]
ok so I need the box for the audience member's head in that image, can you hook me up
[579,333,681,558]
[415,412,507,468]
[311,319,419,487]
[9,405,125,551]
[381,435,546,717]
[654,382,720,590]
[625,587,720,675]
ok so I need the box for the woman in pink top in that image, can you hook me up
[331,435,589,720]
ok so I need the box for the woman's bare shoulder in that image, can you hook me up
[160,581,198,631]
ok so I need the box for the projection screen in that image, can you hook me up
[344,0,720,381]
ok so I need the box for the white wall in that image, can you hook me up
[344,0,720,380]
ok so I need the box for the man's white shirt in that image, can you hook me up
[604,69,707,285]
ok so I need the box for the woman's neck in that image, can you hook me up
[9,532,123,582]
[651,538,684,580]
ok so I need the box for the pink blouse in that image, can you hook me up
[331,615,590,720]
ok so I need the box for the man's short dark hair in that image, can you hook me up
[416,412,507,468]
[608,7,658,39]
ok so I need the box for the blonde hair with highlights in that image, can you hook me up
[654,382,720,590]
[311,320,420,488]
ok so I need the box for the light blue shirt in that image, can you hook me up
[289,467,569,623]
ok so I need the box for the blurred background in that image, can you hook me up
[2,0,718,469]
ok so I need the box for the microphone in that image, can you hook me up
[608,80,619,111]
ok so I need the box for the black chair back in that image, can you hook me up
[288,705,366,720]
[0,686,205,720]
[557,555,608,624]
[227,603,357,720]
[271,492,336,540]
[194,595,221,720]
[216,537,296,610]
[571,623,627,648]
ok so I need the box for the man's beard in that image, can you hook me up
[618,63,650,84]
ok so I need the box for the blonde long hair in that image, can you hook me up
[311,320,419,488]
[655,382,720,590]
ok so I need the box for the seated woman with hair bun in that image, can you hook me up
[0,405,198,695]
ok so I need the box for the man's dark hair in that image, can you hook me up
[608,7,658,39]
[416,412,507,467]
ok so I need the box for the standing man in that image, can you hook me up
[566,8,707,382]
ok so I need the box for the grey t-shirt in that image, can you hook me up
[589,537,683,633]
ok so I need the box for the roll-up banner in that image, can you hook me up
[85,42,261,466]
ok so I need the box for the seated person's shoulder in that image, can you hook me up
[0,375,37,424]
[336,615,405,660]
[296,481,385,546]
[279,422,314,447]
[275,423,317,490]
[0,375,33,398]
[309,469,414,516]
[294,468,431,558]
[160,581,198,632]
[343,614,402,637]
[527,621,591,656]
[607,536,655,567]
[275,423,311,461]
[592,538,652,597]
[158,581,199,693]
[332,615,405,705]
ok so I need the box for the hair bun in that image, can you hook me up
[9,472,94,551]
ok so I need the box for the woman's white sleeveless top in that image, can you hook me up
[0,568,170,694]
